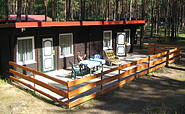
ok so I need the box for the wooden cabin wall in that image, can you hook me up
[74,26,90,64]
[0,35,10,78]
[89,26,103,57]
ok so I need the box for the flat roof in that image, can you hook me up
[0,20,146,28]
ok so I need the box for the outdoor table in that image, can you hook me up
[79,58,105,75]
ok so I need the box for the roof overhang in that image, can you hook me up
[0,20,146,28]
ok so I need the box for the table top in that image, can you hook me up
[79,59,105,68]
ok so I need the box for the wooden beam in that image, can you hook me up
[9,61,68,86]
[10,76,68,106]
[10,69,68,98]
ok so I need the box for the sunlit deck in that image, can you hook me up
[44,51,149,81]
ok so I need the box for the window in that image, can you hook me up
[59,33,73,57]
[103,31,112,50]
[124,29,131,44]
[17,36,35,65]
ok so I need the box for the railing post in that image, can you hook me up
[147,56,151,74]
[178,47,182,60]
[67,81,70,105]
[154,44,156,55]
[118,65,121,83]
[148,43,151,55]
[32,68,36,93]
[166,50,170,67]
[101,75,103,90]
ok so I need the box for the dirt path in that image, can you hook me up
[1,59,185,114]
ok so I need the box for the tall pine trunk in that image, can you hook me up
[44,0,48,21]
[5,0,9,23]
[17,0,22,22]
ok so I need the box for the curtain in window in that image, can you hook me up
[125,30,130,44]
[103,32,111,48]
[60,34,72,56]
[18,39,33,63]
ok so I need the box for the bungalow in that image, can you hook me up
[0,20,146,78]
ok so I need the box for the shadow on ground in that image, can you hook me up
[45,61,185,113]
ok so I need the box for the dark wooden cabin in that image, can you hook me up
[0,20,145,78]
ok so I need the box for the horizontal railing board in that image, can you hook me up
[10,69,68,98]
[10,76,68,106]
[169,56,181,64]
[150,62,166,72]
[149,57,167,66]
[137,57,149,64]
[68,67,119,87]
[148,43,180,48]
[150,51,168,60]
[169,48,178,53]
[9,61,68,86]
[169,51,180,59]
[148,48,167,52]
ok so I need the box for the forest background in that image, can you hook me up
[0,0,184,39]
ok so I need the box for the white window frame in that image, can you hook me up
[16,36,36,65]
[124,29,131,45]
[103,30,112,50]
[59,33,74,58]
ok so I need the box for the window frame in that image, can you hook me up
[16,36,36,65]
[124,29,131,44]
[59,33,74,58]
[103,30,112,50]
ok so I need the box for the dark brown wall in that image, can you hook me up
[0,24,143,77]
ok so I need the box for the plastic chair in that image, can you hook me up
[94,54,101,59]
[69,61,83,79]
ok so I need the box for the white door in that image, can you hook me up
[116,32,126,56]
[42,38,55,72]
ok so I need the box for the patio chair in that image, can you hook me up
[93,54,102,70]
[69,61,84,79]
[104,50,123,66]
[94,54,101,59]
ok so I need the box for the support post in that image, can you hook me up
[166,50,170,67]
[101,75,103,90]
[67,81,70,105]
[147,56,151,74]
[32,68,36,93]
[154,44,156,55]
[118,66,121,83]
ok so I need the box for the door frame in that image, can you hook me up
[116,32,127,56]
[41,37,56,72]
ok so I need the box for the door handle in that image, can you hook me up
[52,50,55,55]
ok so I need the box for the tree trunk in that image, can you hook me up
[52,0,57,21]
[129,0,132,20]
[171,0,177,40]
[5,0,9,23]
[25,0,29,21]
[66,0,71,21]
[17,0,22,22]
[81,0,85,21]
[44,0,48,21]
[150,0,155,37]
[125,0,128,21]
[116,0,121,21]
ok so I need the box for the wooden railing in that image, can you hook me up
[9,62,68,106]
[9,43,181,108]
